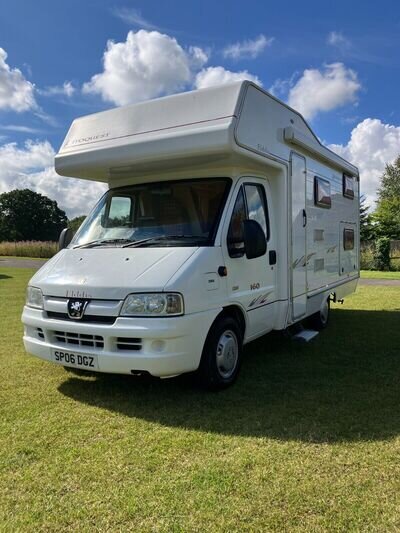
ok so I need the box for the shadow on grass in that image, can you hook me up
[0,274,12,280]
[59,308,400,443]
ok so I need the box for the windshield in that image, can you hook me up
[71,178,231,248]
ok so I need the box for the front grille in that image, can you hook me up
[53,331,104,349]
[37,328,44,339]
[46,311,116,325]
[116,337,142,351]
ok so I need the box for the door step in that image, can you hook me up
[291,328,319,343]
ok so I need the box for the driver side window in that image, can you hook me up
[227,188,246,257]
[227,184,269,258]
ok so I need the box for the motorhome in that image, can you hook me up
[22,81,359,389]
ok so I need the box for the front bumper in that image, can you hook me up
[22,306,219,377]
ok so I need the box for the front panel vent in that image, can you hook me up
[116,338,142,351]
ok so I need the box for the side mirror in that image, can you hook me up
[243,220,267,259]
[59,228,73,251]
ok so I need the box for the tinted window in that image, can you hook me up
[344,228,355,250]
[245,184,269,239]
[227,188,246,257]
[314,176,331,208]
[343,174,355,199]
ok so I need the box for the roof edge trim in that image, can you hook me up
[284,126,358,177]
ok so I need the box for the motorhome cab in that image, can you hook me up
[22,81,359,389]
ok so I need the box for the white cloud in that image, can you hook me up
[195,66,261,89]
[288,63,361,120]
[39,81,76,98]
[189,46,209,70]
[0,47,36,112]
[83,30,261,106]
[327,31,350,48]
[328,118,400,207]
[0,140,106,218]
[0,125,44,134]
[112,7,159,30]
[223,35,273,60]
[83,30,208,106]
[269,71,299,98]
[34,109,58,127]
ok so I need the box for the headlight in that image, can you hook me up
[26,286,44,309]
[120,293,184,317]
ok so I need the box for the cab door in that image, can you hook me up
[222,178,277,340]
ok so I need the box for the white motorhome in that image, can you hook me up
[22,81,359,389]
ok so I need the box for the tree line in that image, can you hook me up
[0,189,85,241]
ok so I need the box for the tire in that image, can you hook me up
[197,315,243,390]
[309,298,330,330]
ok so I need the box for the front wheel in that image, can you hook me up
[197,315,243,390]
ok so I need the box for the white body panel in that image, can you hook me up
[22,82,359,378]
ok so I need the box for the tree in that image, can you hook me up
[359,195,375,242]
[377,156,400,201]
[373,155,400,240]
[0,189,68,241]
[374,197,400,240]
[68,215,86,234]
[373,237,391,271]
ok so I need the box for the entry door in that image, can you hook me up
[291,153,307,320]
[222,178,277,339]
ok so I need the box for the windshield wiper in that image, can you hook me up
[74,235,208,250]
[73,238,133,249]
[122,235,207,248]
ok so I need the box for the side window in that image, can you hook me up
[227,183,269,258]
[314,176,331,209]
[227,188,246,257]
[343,174,354,199]
[244,184,269,240]
[343,228,355,250]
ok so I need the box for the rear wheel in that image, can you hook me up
[309,298,330,330]
[197,315,243,390]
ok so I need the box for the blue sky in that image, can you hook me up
[0,0,399,216]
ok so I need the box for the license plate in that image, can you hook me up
[51,349,99,370]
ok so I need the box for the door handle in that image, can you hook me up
[269,250,277,265]
[302,209,307,227]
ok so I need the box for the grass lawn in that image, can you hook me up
[1,267,400,531]
[360,270,400,280]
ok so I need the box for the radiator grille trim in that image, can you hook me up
[46,311,116,325]
[52,330,104,349]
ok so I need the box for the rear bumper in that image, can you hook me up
[22,306,219,377]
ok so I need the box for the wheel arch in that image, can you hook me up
[220,304,246,339]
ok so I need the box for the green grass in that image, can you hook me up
[361,270,400,280]
[1,267,400,531]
